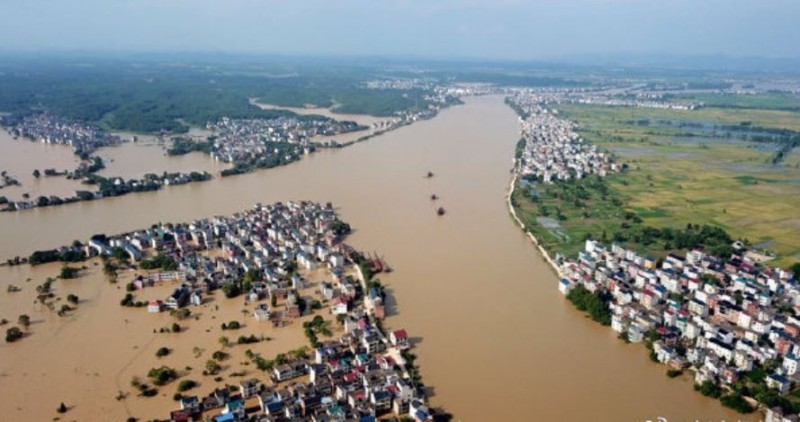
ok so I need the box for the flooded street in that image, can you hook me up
[0,130,83,201]
[97,141,229,179]
[0,96,742,421]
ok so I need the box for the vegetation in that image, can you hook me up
[120,293,135,307]
[28,249,85,265]
[211,351,230,361]
[139,254,178,271]
[329,219,352,236]
[167,138,213,156]
[237,335,260,345]
[550,101,800,265]
[0,58,444,135]
[221,320,241,330]
[565,285,612,326]
[59,265,81,279]
[155,347,171,358]
[18,314,30,329]
[204,359,221,376]
[512,174,736,260]
[170,308,191,320]
[147,366,178,386]
[176,379,197,393]
[303,315,332,347]
[222,283,241,299]
[66,294,79,305]
[695,380,722,398]
[5,326,23,342]
[666,369,682,378]
[720,394,755,413]
[219,142,302,177]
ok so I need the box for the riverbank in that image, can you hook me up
[507,94,800,418]
[505,171,563,280]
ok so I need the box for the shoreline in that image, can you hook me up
[505,169,564,280]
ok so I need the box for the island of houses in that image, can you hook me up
[1,112,123,155]
[46,201,437,422]
[205,116,363,164]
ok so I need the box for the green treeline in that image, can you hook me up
[29,249,85,265]
[0,59,444,134]
[139,254,178,271]
[167,138,214,156]
[566,285,612,325]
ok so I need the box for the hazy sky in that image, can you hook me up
[1,0,798,59]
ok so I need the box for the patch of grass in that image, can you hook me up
[552,103,800,266]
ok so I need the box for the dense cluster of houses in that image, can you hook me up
[170,318,426,422]
[558,239,800,413]
[1,113,122,154]
[563,95,701,110]
[205,117,362,164]
[509,92,618,183]
[505,86,702,110]
[63,201,432,421]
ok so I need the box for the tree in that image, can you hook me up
[721,394,755,413]
[18,314,30,329]
[67,294,79,305]
[60,265,80,279]
[171,308,191,320]
[212,350,229,361]
[791,262,800,278]
[57,402,67,413]
[697,380,722,398]
[177,379,197,392]
[147,366,178,386]
[204,359,221,375]
[5,327,23,342]
[222,283,241,298]
[156,347,171,358]
[219,336,229,348]
[566,286,612,325]
[33,169,40,178]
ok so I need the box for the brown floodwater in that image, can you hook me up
[0,129,84,201]
[97,142,229,179]
[0,96,747,421]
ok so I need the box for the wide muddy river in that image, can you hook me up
[0,96,744,421]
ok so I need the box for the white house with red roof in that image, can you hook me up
[331,296,349,315]
[390,329,409,349]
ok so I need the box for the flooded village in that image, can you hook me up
[557,237,800,420]
[3,201,434,422]
[509,89,800,418]
[0,94,752,421]
[0,88,461,213]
